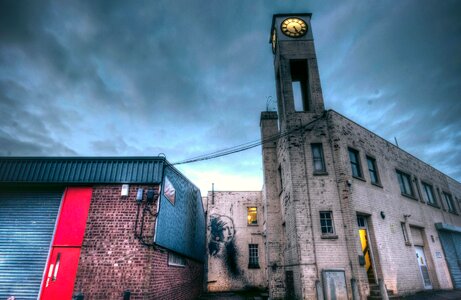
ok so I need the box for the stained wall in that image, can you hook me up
[206,191,267,292]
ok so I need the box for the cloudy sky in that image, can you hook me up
[1,0,460,193]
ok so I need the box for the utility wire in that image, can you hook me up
[171,112,326,166]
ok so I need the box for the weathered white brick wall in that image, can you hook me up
[245,13,461,300]
[206,191,267,292]
[327,110,461,296]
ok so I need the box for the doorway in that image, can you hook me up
[415,246,432,289]
[357,216,376,284]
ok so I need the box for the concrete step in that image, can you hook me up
[370,284,380,291]
[368,284,395,299]
[368,295,399,300]
[370,289,381,297]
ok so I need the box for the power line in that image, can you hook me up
[171,113,326,166]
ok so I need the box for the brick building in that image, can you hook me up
[0,157,205,300]
[205,13,461,300]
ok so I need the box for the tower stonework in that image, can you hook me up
[262,13,335,299]
[270,14,325,129]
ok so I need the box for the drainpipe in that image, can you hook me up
[351,278,360,300]
[316,280,324,300]
[379,279,389,300]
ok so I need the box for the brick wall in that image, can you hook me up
[73,184,203,299]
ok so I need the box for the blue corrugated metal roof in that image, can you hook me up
[0,157,165,184]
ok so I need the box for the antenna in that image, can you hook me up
[394,137,399,148]
[212,183,215,205]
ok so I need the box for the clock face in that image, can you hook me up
[281,18,307,37]
[271,28,277,53]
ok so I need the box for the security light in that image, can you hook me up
[136,188,143,202]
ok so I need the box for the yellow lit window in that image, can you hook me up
[247,207,257,225]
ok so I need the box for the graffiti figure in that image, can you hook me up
[208,214,241,277]
[209,214,235,256]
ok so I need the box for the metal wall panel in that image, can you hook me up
[0,157,164,184]
[439,230,461,289]
[154,165,206,262]
[0,189,63,300]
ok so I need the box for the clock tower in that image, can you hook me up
[261,13,327,299]
[270,13,325,130]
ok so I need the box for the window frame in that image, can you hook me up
[366,155,381,186]
[248,244,260,269]
[443,192,456,213]
[401,222,411,246]
[278,164,283,195]
[396,170,415,198]
[319,211,336,237]
[168,252,186,267]
[421,182,437,206]
[311,143,327,174]
[247,207,258,226]
[348,148,364,179]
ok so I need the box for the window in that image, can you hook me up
[311,143,326,173]
[366,156,380,185]
[278,165,283,193]
[396,170,415,197]
[348,148,363,178]
[320,211,335,234]
[401,223,410,245]
[164,176,176,205]
[422,182,436,205]
[290,60,310,112]
[443,192,456,213]
[168,252,186,267]
[248,244,259,268]
[247,207,257,225]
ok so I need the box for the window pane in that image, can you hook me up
[367,157,379,184]
[320,211,334,234]
[397,171,413,196]
[248,244,259,268]
[423,183,435,204]
[397,173,405,193]
[444,193,455,212]
[168,252,186,266]
[349,150,357,164]
[311,144,326,173]
[403,175,412,195]
[349,149,362,178]
[247,207,257,225]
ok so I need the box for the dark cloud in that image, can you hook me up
[0,0,460,192]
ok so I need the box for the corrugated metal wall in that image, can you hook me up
[0,157,164,184]
[0,189,63,299]
[439,230,461,289]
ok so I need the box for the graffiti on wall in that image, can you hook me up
[208,214,241,277]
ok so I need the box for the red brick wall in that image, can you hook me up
[73,185,204,299]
